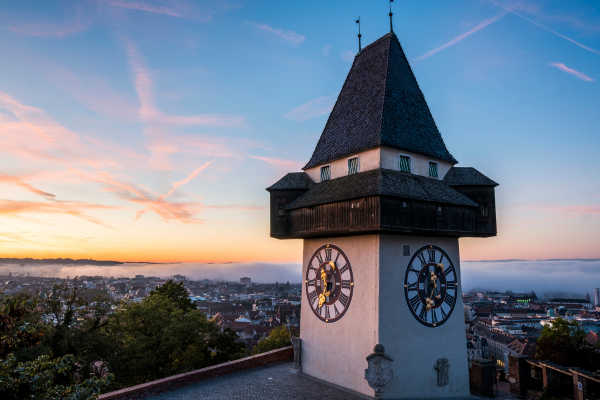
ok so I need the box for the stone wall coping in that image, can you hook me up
[98,346,294,400]
[524,359,600,384]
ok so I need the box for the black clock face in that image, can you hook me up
[305,244,354,323]
[404,245,457,328]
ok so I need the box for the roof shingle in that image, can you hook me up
[286,168,477,210]
[443,167,498,187]
[304,33,457,170]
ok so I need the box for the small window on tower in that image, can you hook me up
[481,206,489,217]
[403,245,410,257]
[348,157,359,175]
[429,161,439,178]
[399,155,411,173]
[320,165,330,181]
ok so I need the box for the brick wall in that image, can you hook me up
[469,358,495,397]
[99,346,294,400]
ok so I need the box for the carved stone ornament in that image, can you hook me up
[434,358,450,386]
[364,344,393,398]
[291,337,301,370]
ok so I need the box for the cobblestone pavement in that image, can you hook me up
[146,361,525,400]
[146,361,368,400]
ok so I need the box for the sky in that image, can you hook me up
[0,0,599,267]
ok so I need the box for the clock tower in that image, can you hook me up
[267,31,498,399]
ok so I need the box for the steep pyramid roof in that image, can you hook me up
[304,33,457,169]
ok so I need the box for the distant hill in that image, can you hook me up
[0,258,169,266]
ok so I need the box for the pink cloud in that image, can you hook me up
[5,6,92,38]
[0,173,56,199]
[248,155,304,177]
[0,199,118,229]
[549,62,594,82]
[413,12,507,62]
[160,160,215,200]
[207,205,264,211]
[284,95,336,122]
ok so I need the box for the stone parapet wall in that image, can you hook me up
[99,346,293,400]
[469,358,495,397]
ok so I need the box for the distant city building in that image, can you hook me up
[594,288,600,308]
[240,277,251,287]
[548,298,592,309]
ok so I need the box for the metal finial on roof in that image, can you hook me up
[389,0,394,34]
[356,17,362,53]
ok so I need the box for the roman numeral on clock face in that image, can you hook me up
[334,304,340,317]
[431,310,438,324]
[444,265,455,276]
[342,280,351,290]
[427,249,436,263]
[419,305,428,321]
[447,280,456,290]
[334,252,340,264]
[407,282,417,292]
[409,295,421,310]
[325,249,332,261]
[315,252,323,264]
[438,253,445,264]
[441,307,447,319]
[307,280,315,287]
[338,292,349,307]
[409,266,419,276]
[309,290,318,305]
[417,253,427,267]
[444,294,455,307]
[324,306,330,319]
[339,264,348,274]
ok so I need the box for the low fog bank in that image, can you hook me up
[2,259,599,297]
[0,262,304,284]
[461,259,600,299]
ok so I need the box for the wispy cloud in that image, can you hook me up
[254,23,305,45]
[0,199,118,229]
[249,155,304,176]
[341,50,355,62]
[159,160,215,201]
[206,205,264,211]
[0,173,56,199]
[322,45,332,56]
[284,95,336,122]
[549,62,594,82]
[413,12,507,62]
[488,0,600,56]
[106,0,235,21]
[5,5,92,38]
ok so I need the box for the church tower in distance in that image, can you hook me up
[267,31,498,399]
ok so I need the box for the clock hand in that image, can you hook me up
[328,261,336,270]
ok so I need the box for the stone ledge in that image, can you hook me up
[98,346,294,400]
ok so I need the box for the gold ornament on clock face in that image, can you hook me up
[305,244,354,323]
[404,245,458,328]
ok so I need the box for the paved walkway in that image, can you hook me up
[146,361,524,400]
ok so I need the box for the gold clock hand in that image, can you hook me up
[328,261,336,270]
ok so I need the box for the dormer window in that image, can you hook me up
[428,162,439,178]
[348,157,359,175]
[320,165,330,181]
[399,155,411,173]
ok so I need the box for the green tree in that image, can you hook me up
[535,317,600,371]
[105,295,244,388]
[41,281,118,382]
[252,326,291,355]
[149,280,194,312]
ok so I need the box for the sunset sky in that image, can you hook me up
[0,0,598,263]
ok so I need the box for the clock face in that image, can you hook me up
[404,245,457,328]
[305,244,354,323]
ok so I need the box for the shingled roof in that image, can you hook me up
[443,167,498,187]
[266,172,313,190]
[303,33,457,170]
[286,168,477,210]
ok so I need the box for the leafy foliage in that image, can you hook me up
[535,317,600,371]
[0,296,45,360]
[0,353,112,399]
[252,326,291,355]
[148,280,194,312]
